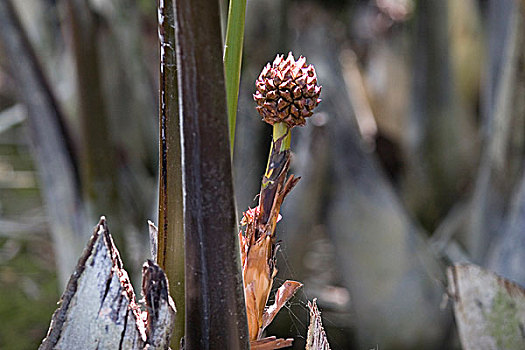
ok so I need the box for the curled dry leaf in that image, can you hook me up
[251,336,294,350]
[260,280,303,337]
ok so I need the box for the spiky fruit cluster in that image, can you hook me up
[254,52,321,128]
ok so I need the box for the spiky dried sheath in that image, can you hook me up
[254,52,321,127]
[239,153,300,341]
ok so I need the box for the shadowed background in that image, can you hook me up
[1,0,524,349]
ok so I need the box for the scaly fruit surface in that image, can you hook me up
[254,52,321,127]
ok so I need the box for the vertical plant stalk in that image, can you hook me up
[173,0,249,348]
[66,0,121,250]
[0,0,88,287]
[241,53,321,341]
[157,0,185,347]
[239,124,299,341]
[223,0,247,153]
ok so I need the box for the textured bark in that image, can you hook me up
[142,260,177,350]
[173,0,249,348]
[0,0,88,286]
[447,264,525,350]
[39,218,175,350]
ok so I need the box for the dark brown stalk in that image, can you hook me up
[173,0,249,348]
[157,0,185,346]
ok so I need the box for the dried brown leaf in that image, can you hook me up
[251,336,294,349]
[306,299,331,350]
[260,280,303,335]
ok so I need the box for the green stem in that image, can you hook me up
[223,0,247,156]
[263,122,291,182]
[273,122,291,151]
[258,122,291,225]
[157,0,185,346]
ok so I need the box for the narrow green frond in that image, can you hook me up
[224,0,247,155]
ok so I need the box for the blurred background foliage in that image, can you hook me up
[0,0,524,349]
